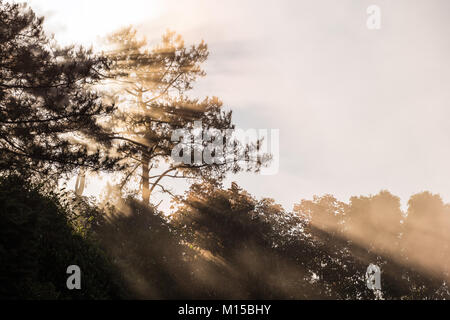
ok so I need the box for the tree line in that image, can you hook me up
[1,1,449,300]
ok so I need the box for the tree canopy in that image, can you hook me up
[1,1,449,301]
[103,27,269,204]
[0,1,119,179]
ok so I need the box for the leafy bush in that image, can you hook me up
[94,198,196,299]
[0,176,127,300]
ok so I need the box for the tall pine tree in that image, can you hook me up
[105,28,269,204]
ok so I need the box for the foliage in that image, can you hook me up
[0,1,120,180]
[171,183,321,299]
[170,183,450,300]
[103,27,269,204]
[1,1,449,301]
[93,197,197,299]
[0,176,127,300]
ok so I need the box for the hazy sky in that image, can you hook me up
[24,0,450,209]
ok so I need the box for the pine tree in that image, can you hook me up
[105,28,269,204]
[0,1,120,179]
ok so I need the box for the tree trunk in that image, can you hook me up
[138,90,151,205]
[75,171,86,196]
[142,158,150,204]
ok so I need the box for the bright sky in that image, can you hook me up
[22,0,450,210]
[27,0,163,45]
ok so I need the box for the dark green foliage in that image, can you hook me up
[0,176,126,300]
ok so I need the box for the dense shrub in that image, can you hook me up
[94,198,197,299]
[0,176,126,300]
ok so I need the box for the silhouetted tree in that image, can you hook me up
[400,192,450,298]
[172,183,328,299]
[104,28,269,204]
[293,191,450,300]
[347,191,403,254]
[0,1,119,179]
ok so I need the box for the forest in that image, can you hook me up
[1,1,450,300]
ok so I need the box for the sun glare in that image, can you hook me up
[27,0,163,46]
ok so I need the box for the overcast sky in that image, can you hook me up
[25,0,450,209]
